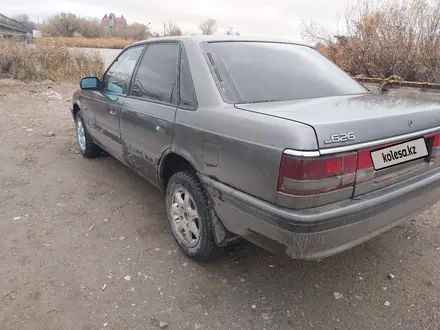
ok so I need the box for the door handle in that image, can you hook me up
[156,120,168,133]
[156,125,167,133]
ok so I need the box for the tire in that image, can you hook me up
[165,171,218,261]
[75,111,101,158]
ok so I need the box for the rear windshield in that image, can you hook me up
[204,41,368,103]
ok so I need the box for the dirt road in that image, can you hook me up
[1,80,440,330]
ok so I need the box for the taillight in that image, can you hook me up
[355,149,375,183]
[278,153,357,196]
[279,134,440,198]
[432,134,440,160]
[432,133,440,147]
[425,132,440,160]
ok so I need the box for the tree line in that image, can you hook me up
[11,13,239,41]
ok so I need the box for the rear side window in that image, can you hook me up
[131,43,179,104]
[204,42,367,103]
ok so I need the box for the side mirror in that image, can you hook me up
[80,77,100,90]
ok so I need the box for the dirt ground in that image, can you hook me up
[1,79,440,330]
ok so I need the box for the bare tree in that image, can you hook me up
[127,23,151,40]
[199,19,217,35]
[111,22,151,40]
[78,18,104,38]
[164,21,182,36]
[225,27,240,36]
[42,12,80,37]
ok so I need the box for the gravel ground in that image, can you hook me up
[1,80,440,330]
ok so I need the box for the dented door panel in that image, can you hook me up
[120,98,177,187]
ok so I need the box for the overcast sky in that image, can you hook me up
[1,0,348,40]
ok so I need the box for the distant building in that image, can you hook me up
[101,13,127,28]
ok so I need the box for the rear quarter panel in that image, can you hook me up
[173,106,318,203]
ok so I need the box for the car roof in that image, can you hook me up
[129,35,310,48]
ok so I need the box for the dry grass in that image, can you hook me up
[0,40,105,82]
[303,0,440,83]
[36,37,133,49]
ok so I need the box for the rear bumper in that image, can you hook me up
[199,166,440,260]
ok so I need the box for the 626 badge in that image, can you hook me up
[324,132,356,144]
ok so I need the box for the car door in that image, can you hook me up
[120,42,180,187]
[88,45,145,159]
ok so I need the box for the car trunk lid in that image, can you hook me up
[235,93,440,149]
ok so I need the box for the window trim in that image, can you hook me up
[127,41,181,107]
[100,44,147,97]
[177,45,198,111]
[200,41,237,104]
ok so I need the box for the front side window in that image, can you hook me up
[102,46,144,95]
[131,43,179,104]
[204,42,368,103]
